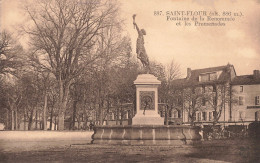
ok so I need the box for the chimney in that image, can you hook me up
[253,70,260,79]
[187,68,191,79]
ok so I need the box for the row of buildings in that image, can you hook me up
[160,64,260,126]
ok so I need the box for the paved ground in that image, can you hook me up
[0,131,259,162]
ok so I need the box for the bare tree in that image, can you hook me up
[23,0,122,130]
[0,30,23,76]
[183,86,204,126]
[206,83,237,125]
[165,59,181,83]
[158,59,182,125]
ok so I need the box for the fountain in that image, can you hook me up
[91,15,201,145]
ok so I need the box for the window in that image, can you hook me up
[239,96,244,105]
[202,112,207,121]
[240,86,243,92]
[200,74,210,82]
[178,110,182,118]
[256,96,260,105]
[197,112,201,121]
[173,111,178,118]
[210,73,217,81]
[200,73,217,82]
[209,112,212,121]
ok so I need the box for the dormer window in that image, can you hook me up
[200,74,210,82]
[199,72,218,82]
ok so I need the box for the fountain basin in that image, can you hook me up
[91,125,201,145]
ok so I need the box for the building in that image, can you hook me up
[230,70,260,125]
[164,64,260,126]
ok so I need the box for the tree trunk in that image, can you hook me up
[78,117,80,130]
[189,113,195,126]
[24,108,26,131]
[99,105,103,126]
[71,100,77,130]
[28,109,34,130]
[50,108,53,130]
[6,109,9,130]
[15,108,18,130]
[165,105,169,125]
[58,111,65,130]
[35,110,38,130]
[54,116,57,130]
[11,110,14,130]
[43,92,48,130]
[106,99,110,125]
[57,80,70,130]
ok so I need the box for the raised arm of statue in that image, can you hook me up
[134,22,140,34]
[133,14,141,35]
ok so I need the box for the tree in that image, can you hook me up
[205,83,237,125]
[0,30,23,76]
[0,30,25,130]
[158,59,181,125]
[23,0,123,130]
[183,86,204,126]
[1,80,23,130]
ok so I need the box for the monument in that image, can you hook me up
[91,15,201,145]
[132,14,164,125]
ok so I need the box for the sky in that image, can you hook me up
[1,0,260,77]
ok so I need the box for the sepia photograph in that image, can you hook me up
[0,0,260,162]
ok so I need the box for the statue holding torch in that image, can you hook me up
[133,14,150,73]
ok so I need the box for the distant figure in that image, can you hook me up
[133,14,150,73]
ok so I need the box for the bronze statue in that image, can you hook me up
[133,14,150,73]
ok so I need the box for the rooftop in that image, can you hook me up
[231,75,260,85]
[171,65,232,88]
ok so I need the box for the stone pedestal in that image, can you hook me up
[132,74,164,125]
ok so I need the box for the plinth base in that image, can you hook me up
[91,125,201,145]
[132,116,164,125]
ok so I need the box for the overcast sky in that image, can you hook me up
[1,0,260,77]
